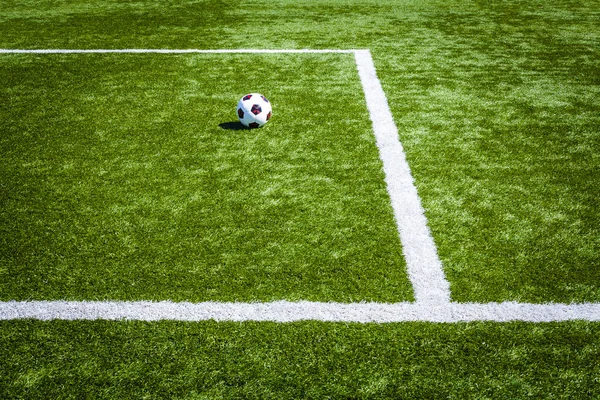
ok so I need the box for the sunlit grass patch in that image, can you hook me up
[0,53,412,302]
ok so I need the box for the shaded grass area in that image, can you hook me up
[0,53,412,302]
[1,320,599,398]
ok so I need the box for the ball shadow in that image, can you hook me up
[219,121,248,131]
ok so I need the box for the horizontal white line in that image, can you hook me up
[1,301,599,322]
[3,48,589,323]
[0,49,358,54]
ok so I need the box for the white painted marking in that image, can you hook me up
[354,50,451,305]
[1,301,599,322]
[1,48,597,322]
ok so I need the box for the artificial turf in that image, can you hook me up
[1,320,599,399]
[375,1,600,303]
[1,0,598,304]
[1,0,599,398]
[0,52,412,302]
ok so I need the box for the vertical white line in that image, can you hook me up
[0,48,599,321]
[354,50,451,305]
[1,47,453,306]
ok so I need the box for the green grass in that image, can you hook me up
[375,2,600,302]
[1,320,599,398]
[3,0,597,303]
[1,0,600,397]
[0,53,412,302]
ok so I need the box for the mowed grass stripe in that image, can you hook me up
[0,52,413,303]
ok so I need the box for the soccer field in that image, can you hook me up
[1,0,599,397]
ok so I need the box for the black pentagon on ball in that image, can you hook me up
[249,122,260,128]
[237,108,244,119]
[243,94,253,101]
[261,95,269,103]
[266,111,272,121]
[251,104,262,115]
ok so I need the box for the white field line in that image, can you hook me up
[354,50,451,305]
[1,301,600,322]
[1,48,598,322]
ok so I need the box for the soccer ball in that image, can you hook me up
[237,93,272,128]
